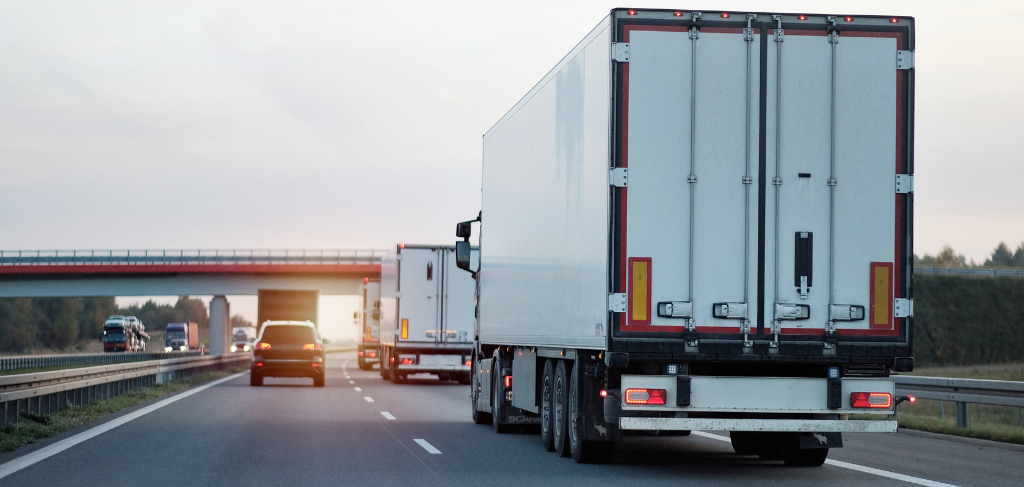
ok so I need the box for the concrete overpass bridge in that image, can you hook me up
[0,249,385,354]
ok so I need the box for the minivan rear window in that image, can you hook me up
[260,326,316,344]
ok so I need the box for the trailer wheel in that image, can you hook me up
[358,358,370,371]
[552,360,570,457]
[730,431,760,455]
[471,354,492,425]
[569,360,614,463]
[540,359,555,451]
[492,351,514,433]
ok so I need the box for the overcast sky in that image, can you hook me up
[2,1,1021,263]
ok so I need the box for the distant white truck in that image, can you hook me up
[456,8,915,466]
[379,245,474,384]
[357,278,382,370]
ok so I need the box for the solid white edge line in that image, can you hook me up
[381,411,396,420]
[414,439,442,454]
[0,370,247,480]
[690,431,960,487]
[364,396,374,402]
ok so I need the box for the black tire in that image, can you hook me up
[569,360,615,463]
[250,373,263,387]
[492,351,514,433]
[784,447,829,467]
[730,431,760,455]
[391,370,405,384]
[540,359,555,452]
[313,374,325,387]
[552,360,570,457]
[381,349,392,380]
[756,433,787,460]
[358,359,370,371]
[457,373,472,385]
[471,355,492,425]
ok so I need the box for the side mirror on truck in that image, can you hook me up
[456,221,472,239]
[455,241,474,275]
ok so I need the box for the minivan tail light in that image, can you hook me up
[258,342,271,350]
[851,392,892,408]
[303,343,323,351]
[624,388,666,405]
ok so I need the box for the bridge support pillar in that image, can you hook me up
[209,295,230,355]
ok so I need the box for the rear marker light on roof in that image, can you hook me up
[627,10,637,16]
[798,15,807,20]
[851,392,892,408]
[720,12,730,18]
[844,16,854,22]
[890,17,899,23]
[673,11,683,17]
[624,388,666,405]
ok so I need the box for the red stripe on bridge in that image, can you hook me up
[0,263,382,276]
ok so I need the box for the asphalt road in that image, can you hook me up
[1,351,1021,486]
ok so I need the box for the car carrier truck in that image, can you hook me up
[455,8,914,466]
[358,278,382,370]
[379,245,475,383]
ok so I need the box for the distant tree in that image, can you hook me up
[79,297,118,340]
[231,314,254,329]
[915,253,937,266]
[1013,242,1024,268]
[34,298,82,350]
[0,299,36,352]
[984,242,1015,267]
[935,245,966,268]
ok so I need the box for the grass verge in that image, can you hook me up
[0,366,246,454]
[897,413,1024,445]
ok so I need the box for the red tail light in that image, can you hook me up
[401,357,415,365]
[844,16,854,22]
[311,363,320,367]
[851,392,892,408]
[624,388,666,405]
[255,362,263,366]
[600,390,608,397]
[465,359,472,366]
[258,342,271,350]
[358,351,364,356]
[368,351,377,358]
[504,375,513,388]
[303,343,323,351]
[798,15,807,20]
[720,12,730,18]
[673,11,683,17]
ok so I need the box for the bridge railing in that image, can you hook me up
[0,249,387,266]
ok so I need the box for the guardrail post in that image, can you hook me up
[938,401,944,419]
[956,401,968,428]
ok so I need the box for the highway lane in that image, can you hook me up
[1,351,1021,486]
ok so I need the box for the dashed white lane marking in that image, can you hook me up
[354,387,362,391]
[349,380,355,384]
[690,432,960,487]
[364,396,374,402]
[414,439,442,454]
[381,411,396,420]
[0,371,247,480]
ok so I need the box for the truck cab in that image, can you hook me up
[102,316,130,353]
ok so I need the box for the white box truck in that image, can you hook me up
[357,278,382,370]
[379,245,475,383]
[455,8,914,466]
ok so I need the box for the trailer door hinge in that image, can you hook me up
[894,298,913,318]
[895,174,913,193]
[612,43,629,63]
[608,293,627,313]
[610,167,627,187]
[897,50,915,70]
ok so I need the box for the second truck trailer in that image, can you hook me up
[457,8,915,466]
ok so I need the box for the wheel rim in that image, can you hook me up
[554,375,565,441]
[568,371,579,448]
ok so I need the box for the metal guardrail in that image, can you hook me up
[1,354,248,427]
[915,266,1024,278]
[0,249,387,267]
[0,351,202,371]
[893,375,1024,428]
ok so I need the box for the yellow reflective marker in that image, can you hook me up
[629,257,651,324]
[870,263,893,329]
[401,319,409,339]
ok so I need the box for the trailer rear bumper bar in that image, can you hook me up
[394,364,470,373]
[619,418,897,433]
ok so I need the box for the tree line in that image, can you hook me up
[0,296,223,354]
[916,241,1024,268]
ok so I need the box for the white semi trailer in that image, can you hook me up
[455,8,915,466]
[357,278,382,370]
[379,245,475,383]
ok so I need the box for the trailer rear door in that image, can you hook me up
[398,248,442,344]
